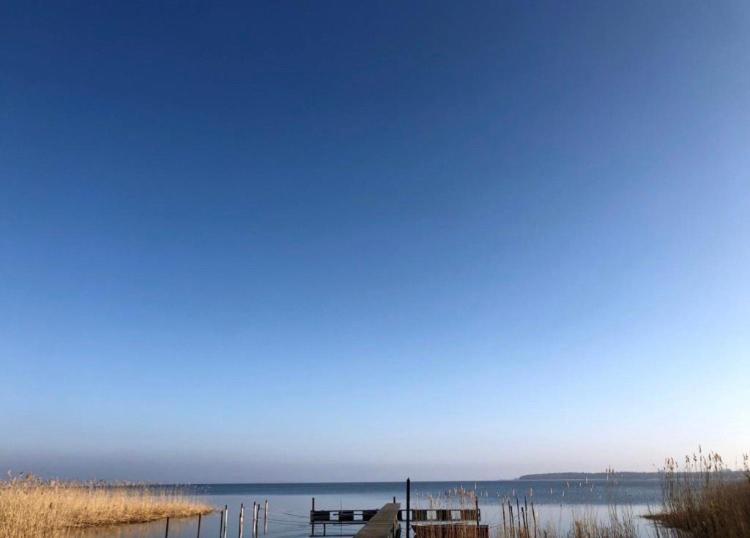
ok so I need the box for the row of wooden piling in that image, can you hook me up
[163,499,269,538]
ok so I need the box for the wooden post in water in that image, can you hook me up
[239,503,245,538]
[165,517,170,538]
[254,502,260,535]
[224,506,229,538]
[311,498,315,536]
[219,507,225,538]
[197,513,202,538]
[264,499,269,534]
[405,478,410,538]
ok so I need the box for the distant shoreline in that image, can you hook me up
[517,470,746,480]
[517,472,664,480]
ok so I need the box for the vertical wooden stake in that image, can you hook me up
[406,478,411,538]
[197,513,202,538]
[239,503,245,538]
[219,508,224,538]
[311,497,315,536]
[264,499,269,534]
[254,502,260,535]
[224,506,229,538]
[165,517,170,538]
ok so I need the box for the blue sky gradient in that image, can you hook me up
[1,1,749,481]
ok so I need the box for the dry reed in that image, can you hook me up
[414,484,639,538]
[495,501,637,538]
[0,474,213,538]
[646,450,750,538]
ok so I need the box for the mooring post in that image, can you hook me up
[165,517,170,538]
[239,503,245,538]
[311,497,315,536]
[254,501,260,535]
[264,499,269,534]
[405,478,411,538]
[197,513,202,538]
[224,506,229,538]
[219,508,224,537]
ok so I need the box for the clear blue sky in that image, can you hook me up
[1,1,749,482]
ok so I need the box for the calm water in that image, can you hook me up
[82,480,666,538]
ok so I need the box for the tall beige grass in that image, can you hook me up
[414,485,638,538]
[0,474,213,538]
[647,450,750,538]
[496,504,638,538]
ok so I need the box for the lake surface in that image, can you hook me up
[82,480,666,538]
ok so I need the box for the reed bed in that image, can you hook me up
[423,450,750,537]
[495,498,637,538]
[414,485,638,538]
[0,474,213,538]
[647,450,750,538]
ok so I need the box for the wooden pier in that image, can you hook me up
[309,480,480,538]
[355,503,401,538]
[310,503,400,538]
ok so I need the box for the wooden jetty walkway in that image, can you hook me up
[355,503,401,538]
[309,480,485,538]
